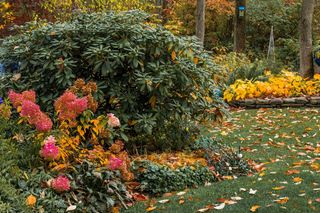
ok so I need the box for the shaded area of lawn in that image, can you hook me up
[125,108,320,212]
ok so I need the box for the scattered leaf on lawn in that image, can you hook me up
[250,205,261,212]
[249,188,257,195]
[272,186,285,190]
[176,191,187,196]
[214,203,225,210]
[146,206,157,212]
[274,197,289,204]
[158,199,170,204]
[231,196,243,201]
[293,177,303,183]
[179,199,185,205]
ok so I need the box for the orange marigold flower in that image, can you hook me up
[26,194,37,207]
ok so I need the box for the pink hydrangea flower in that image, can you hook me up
[108,156,123,170]
[40,138,59,161]
[20,100,41,117]
[51,176,70,193]
[8,90,36,108]
[34,112,53,132]
[54,91,88,120]
[107,113,121,128]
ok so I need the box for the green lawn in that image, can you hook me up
[125,108,320,213]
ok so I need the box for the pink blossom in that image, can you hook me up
[8,90,36,108]
[108,157,123,170]
[51,176,70,193]
[45,135,56,144]
[34,112,53,132]
[20,100,41,117]
[107,113,121,128]
[54,91,88,121]
[40,139,59,161]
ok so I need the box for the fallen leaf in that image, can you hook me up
[231,196,243,201]
[274,197,289,204]
[179,199,185,205]
[146,206,157,212]
[285,169,300,175]
[66,205,77,212]
[250,205,261,212]
[176,191,187,196]
[158,199,170,204]
[249,188,257,195]
[315,198,320,203]
[293,177,303,183]
[214,203,225,210]
[272,186,285,190]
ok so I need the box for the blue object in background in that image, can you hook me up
[10,62,19,71]
[315,58,320,66]
[0,97,3,105]
[0,63,4,76]
[239,6,246,11]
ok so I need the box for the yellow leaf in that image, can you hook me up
[293,177,303,183]
[272,186,285,190]
[250,205,260,212]
[146,206,157,212]
[171,51,176,61]
[149,95,157,108]
[194,57,199,64]
[274,197,289,204]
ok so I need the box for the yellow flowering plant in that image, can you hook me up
[224,71,320,102]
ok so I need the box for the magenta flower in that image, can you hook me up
[108,157,123,170]
[40,138,59,161]
[107,113,121,128]
[51,176,70,193]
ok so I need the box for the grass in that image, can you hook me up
[124,108,320,213]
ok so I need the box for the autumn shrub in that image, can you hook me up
[0,11,225,151]
[224,71,320,102]
[0,84,134,211]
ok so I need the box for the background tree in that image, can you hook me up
[234,0,246,52]
[196,0,206,46]
[299,0,315,78]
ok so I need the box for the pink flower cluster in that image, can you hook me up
[51,176,70,193]
[54,91,88,121]
[107,113,121,128]
[8,90,52,132]
[8,90,36,108]
[40,136,59,161]
[108,156,123,170]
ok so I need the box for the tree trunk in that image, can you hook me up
[234,0,246,52]
[155,0,163,18]
[196,0,206,46]
[300,0,315,78]
[162,0,169,24]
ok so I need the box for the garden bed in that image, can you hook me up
[229,96,320,108]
